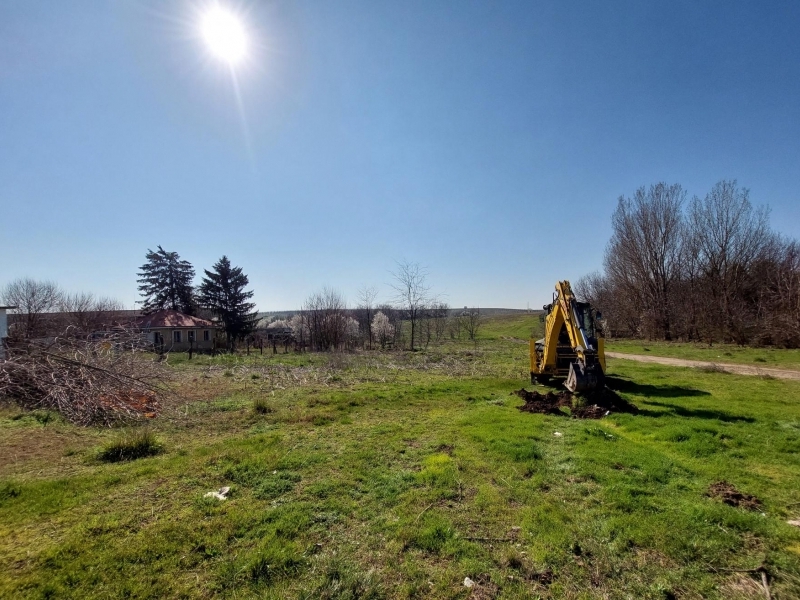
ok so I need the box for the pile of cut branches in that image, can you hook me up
[0,329,171,426]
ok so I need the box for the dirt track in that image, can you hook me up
[606,352,800,381]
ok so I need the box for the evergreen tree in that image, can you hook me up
[197,256,258,350]
[137,246,197,315]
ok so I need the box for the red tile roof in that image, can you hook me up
[135,309,216,329]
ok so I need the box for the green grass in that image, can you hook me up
[477,312,543,340]
[1,323,800,598]
[608,338,800,370]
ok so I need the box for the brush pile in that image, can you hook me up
[0,329,169,426]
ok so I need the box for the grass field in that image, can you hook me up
[1,315,800,599]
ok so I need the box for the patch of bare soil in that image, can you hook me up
[514,387,638,419]
[708,481,762,511]
[513,389,570,415]
[529,568,554,586]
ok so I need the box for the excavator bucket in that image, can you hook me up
[565,361,603,393]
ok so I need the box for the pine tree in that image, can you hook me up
[137,246,197,315]
[197,256,258,350]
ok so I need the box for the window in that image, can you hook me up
[173,330,181,343]
[188,331,195,343]
[203,330,210,341]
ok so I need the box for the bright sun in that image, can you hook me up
[201,7,247,65]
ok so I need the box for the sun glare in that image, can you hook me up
[201,6,247,65]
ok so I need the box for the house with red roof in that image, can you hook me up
[135,309,218,352]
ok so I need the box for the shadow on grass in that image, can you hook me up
[605,375,710,398]
[636,400,755,423]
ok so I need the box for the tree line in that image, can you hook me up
[2,255,481,354]
[265,262,482,353]
[577,180,800,347]
[0,278,125,340]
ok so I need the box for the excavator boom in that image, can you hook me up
[530,280,605,392]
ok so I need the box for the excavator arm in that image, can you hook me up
[530,280,605,392]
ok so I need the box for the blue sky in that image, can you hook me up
[1,0,799,310]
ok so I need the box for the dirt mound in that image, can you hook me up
[708,481,762,510]
[514,389,571,415]
[514,387,638,419]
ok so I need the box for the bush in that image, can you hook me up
[98,430,163,462]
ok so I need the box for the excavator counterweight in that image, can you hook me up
[530,280,606,393]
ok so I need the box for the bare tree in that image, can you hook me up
[688,180,770,344]
[579,179,798,346]
[356,286,378,349]
[1,278,63,340]
[390,261,431,351]
[303,287,349,351]
[604,183,686,340]
[431,301,450,343]
[59,292,126,335]
[462,307,482,341]
[449,311,464,340]
[761,236,800,347]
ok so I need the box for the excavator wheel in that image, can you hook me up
[565,361,603,393]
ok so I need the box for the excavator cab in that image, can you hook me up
[530,281,606,393]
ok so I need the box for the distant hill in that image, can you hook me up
[257,308,542,320]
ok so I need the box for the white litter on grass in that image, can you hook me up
[463,577,474,588]
[788,520,800,527]
[553,432,563,437]
[204,486,231,501]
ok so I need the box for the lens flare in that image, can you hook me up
[201,7,247,64]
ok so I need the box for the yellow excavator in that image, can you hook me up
[530,280,606,392]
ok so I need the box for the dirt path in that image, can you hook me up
[606,352,800,381]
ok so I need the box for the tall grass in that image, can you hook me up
[97,430,163,462]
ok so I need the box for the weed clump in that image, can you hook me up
[98,430,163,462]
[253,397,273,414]
[0,482,21,502]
